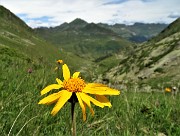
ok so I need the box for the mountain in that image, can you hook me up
[98,22,168,43]
[150,18,180,42]
[68,18,88,29]
[100,18,180,90]
[35,18,133,60]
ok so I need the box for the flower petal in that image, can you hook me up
[56,78,63,85]
[83,84,120,95]
[76,92,86,121]
[38,92,61,105]
[85,83,107,87]
[80,93,104,108]
[78,93,94,116]
[40,84,62,95]
[72,72,80,78]
[95,95,112,107]
[62,64,70,81]
[51,90,72,116]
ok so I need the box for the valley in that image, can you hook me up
[0,5,180,136]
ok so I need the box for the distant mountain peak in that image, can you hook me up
[63,18,87,30]
[69,18,87,25]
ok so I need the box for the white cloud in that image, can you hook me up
[168,11,180,18]
[1,0,180,28]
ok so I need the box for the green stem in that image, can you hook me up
[71,101,76,136]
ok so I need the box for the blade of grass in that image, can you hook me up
[16,116,38,136]
[8,104,29,136]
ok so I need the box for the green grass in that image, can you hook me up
[1,52,179,136]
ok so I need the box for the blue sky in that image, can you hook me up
[1,0,180,28]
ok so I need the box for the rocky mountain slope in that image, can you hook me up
[102,18,180,90]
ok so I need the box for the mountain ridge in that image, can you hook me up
[98,22,168,43]
[150,18,180,42]
[35,18,167,43]
[35,18,133,60]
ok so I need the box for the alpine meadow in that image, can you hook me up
[0,5,180,136]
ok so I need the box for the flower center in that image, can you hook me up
[63,78,86,92]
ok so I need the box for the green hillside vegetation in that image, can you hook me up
[101,18,180,90]
[35,18,133,60]
[0,5,60,62]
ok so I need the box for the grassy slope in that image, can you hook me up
[0,5,60,62]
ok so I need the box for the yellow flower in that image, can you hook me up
[165,87,171,93]
[57,59,63,64]
[38,64,120,121]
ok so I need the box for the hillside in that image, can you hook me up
[100,18,180,90]
[0,5,61,62]
[35,18,133,60]
[0,6,96,77]
[98,23,167,43]
[150,18,180,42]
